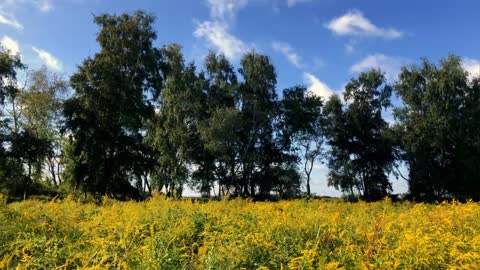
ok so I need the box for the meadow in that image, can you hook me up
[0,195,479,269]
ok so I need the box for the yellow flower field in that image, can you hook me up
[0,195,479,269]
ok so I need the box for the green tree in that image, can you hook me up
[280,86,324,196]
[146,44,206,197]
[394,55,480,201]
[17,67,68,186]
[0,48,25,195]
[324,70,395,201]
[198,107,243,196]
[63,11,161,199]
[238,52,279,197]
[196,52,240,196]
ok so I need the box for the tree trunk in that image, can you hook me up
[144,174,151,195]
[57,158,62,185]
[47,156,57,186]
[304,152,315,197]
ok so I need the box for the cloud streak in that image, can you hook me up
[0,0,52,30]
[207,0,248,20]
[194,21,248,60]
[351,54,409,82]
[272,41,302,68]
[287,0,312,7]
[32,46,62,70]
[194,0,254,61]
[325,10,403,39]
[0,13,22,29]
[303,72,335,99]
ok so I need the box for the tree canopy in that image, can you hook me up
[1,11,480,202]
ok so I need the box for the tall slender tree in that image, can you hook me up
[17,67,68,186]
[146,44,206,197]
[0,48,25,195]
[324,70,395,201]
[196,53,240,196]
[63,11,162,199]
[238,52,279,196]
[280,86,324,196]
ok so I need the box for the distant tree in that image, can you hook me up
[324,70,395,201]
[17,67,68,186]
[63,11,161,199]
[146,44,206,197]
[270,163,302,199]
[198,107,243,196]
[0,47,24,103]
[280,86,324,196]
[196,52,240,196]
[394,55,480,201]
[238,52,279,197]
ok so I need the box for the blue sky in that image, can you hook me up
[1,0,480,196]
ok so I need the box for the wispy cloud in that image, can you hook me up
[207,0,248,20]
[287,0,312,7]
[194,0,254,61]
[1,0,52,12]
[0,13,22,29]
[37,0,52,12]
[462,58,480,79]
[0,0,52,30]
[194,21,248,60]
[351,54,409,82]
[325,10,403,39]
[272,41,302,68]
[303,72,335,99]
[1,36,20,55]
[32,46,62,70]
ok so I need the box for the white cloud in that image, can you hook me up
[325,10,403,39]
[0,13,22,29]
[195,0,253,61]
[287,0,312,7]
[194,21,248,60]
[1,36,20,55]
[0,0,52,30]
[351,54,408,82]
[32,46,62,70]
[303,72,335,99]
[462,58,480,79]
[37,0,52,12]
[272,41,302,68]
[1,0,52,12]
[207,0,248,20]
[0,0,53,31]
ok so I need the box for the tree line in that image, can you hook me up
[1,11,479,202]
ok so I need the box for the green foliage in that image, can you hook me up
[280,86,325,196]
[19,68,68,186]
[237,52,284,196]
[2,10,480,202]
[324,70,395,201]
[394,55,480,201]
[146,44,206,196]
[63,11,160,199]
